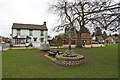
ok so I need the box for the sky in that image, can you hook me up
[0,0,119,38]
[0,0,59,38]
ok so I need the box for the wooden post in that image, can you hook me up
[69,33,71,50]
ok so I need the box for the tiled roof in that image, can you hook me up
[105,36,119,40]
[81,33,92,39]
[12,23,48,30]
[96,36,104,40]
[111,36,119,40]
[71,34,77,39]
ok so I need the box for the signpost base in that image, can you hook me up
[69,46,71,50]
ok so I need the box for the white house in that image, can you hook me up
[11,22,48,47]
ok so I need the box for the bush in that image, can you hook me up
[50,43,61,46]
[7,41,11,43]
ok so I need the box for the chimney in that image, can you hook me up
[43,21,46,26]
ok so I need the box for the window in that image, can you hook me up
[41,38,44,43]
[41,30,44,36]
[87,40,89,42]
[26,39,29,43]
[17,29,21,35]
[29,30,33,36]
[34,38,37,41]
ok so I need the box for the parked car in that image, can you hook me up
[99,41,105,44]
[92,41,99,44]
[1,41,5,44]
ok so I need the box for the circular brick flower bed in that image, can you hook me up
[55,50,84,67]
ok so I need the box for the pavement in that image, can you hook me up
[3,47,34,51]
[50,44,105,49]
[2,43,105,51]
[2,43,10,49]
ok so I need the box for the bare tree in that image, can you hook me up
[50,0,120,47]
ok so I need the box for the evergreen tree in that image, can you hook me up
[95,27,102,36]
[102,31,108,39]
[95,37,98,41]
[113,34,118,37]
[92,32,95,37]
[118,35,120,39]
[82,27,90,34]
[109,34,112,36]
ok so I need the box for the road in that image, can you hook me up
[1,43,10,49]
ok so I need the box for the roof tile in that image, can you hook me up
[12,23,48,30]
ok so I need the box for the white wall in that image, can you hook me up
[12,29,48,44]
[12,29,17,37]
[21,29,29,36]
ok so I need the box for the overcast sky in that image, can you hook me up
[0,0,119,38]
[0,0,59,38]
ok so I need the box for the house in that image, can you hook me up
[57,26,92,45]
[105,36,119,44]
[96,36,104,41]
[81,33,92,45]
[12,22,48,47]
[92,36,104,41]
[2,37,10,42]
[92,36,104,44]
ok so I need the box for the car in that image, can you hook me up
[92,41,99,44]
[1,41,5,44]
[99,41,104,44]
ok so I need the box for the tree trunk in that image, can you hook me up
[76,31,82,48]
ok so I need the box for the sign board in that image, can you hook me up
[0,45,2,51]
[65,31,74,34]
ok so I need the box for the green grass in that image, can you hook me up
[2,44,118,78]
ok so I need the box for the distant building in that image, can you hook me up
[2,37,9,42]
[92,36,104,41]
[81,33,92,45]
[63,26,92,45]
[11,22,48,47]
[105,36,119,44]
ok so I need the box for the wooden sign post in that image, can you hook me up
[65,26,74,50]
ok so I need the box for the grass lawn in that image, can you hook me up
[2,44,118,78]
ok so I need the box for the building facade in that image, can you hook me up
[105,36,119,44]
[12,22,48,47]
[81,33,92,45]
